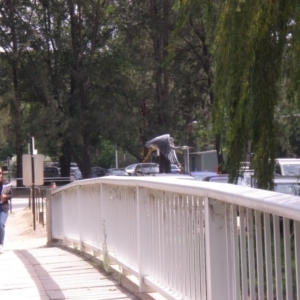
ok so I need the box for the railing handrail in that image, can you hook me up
[51,176,300,221]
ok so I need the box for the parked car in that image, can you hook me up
[105,168,128,176]
[43,166,61,186]
[273,175,300,196]
[90,166,107,178]
[202,174,229,183]
[132,163,159,176]
[125,163,139,176]
[44,167,60,178]
[275,158,300,176]
[189,171,217,181]
[171,164,181,174]
[70,167,82,181]
[239,170,255,187]
[202,174,248,186]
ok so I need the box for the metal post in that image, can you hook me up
[186,121,197,173]
[31,137,36,230]
[7,156,11,183]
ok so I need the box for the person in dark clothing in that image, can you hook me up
[0,167,13,253]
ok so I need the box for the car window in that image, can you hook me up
[275,163,282,175]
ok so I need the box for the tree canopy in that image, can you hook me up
[0,0,300,185]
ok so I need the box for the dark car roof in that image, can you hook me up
[189,171,217,180]
[201,174,248,186]
[202,175,229,183]
[91,166,107,177]
[106,168,128,176]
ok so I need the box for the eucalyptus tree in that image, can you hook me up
[113,0,175,141]
[105,0,173,161]
[169,0,220,159]
[20,0,122,178]
[113,0,217,164]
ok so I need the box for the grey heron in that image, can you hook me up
[145,134,180,165]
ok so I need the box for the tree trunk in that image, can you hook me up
[9,1,23,187]
[59,142,72,177]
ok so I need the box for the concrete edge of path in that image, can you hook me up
[47,241,167,300]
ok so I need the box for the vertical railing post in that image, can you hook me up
[76,184,84,251]
[137,186,153,293]
[205,198,230,300]
[46,189,52,244]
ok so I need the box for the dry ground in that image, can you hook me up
[5,206,47,250]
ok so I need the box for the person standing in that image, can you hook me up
[0,167,12,254]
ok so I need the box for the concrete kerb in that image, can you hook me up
[47,241,167,300]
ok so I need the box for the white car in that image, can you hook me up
[273,175,300,196]
[125,163,139,176]
[275,158,300,176]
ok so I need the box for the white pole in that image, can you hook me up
[187,148,190,173]
[184,149,187,173]
[115,147,118,168]
[32,137,35,152]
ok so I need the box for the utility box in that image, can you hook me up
[189,150,222,172]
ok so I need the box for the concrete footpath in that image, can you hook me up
[0,247,137,299]
[0,198,147,300]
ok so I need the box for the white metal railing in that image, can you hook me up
[46,176,300,300]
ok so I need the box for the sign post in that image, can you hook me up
[31,138,36,230]
[7,156,11,182]
[22,137,43,230]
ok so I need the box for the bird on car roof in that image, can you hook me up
[145,134,181,165]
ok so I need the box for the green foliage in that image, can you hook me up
[91,139,115,169]
[213,0,298,188]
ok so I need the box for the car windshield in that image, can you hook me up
[282,164,300,176]
[126,164,137,170]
